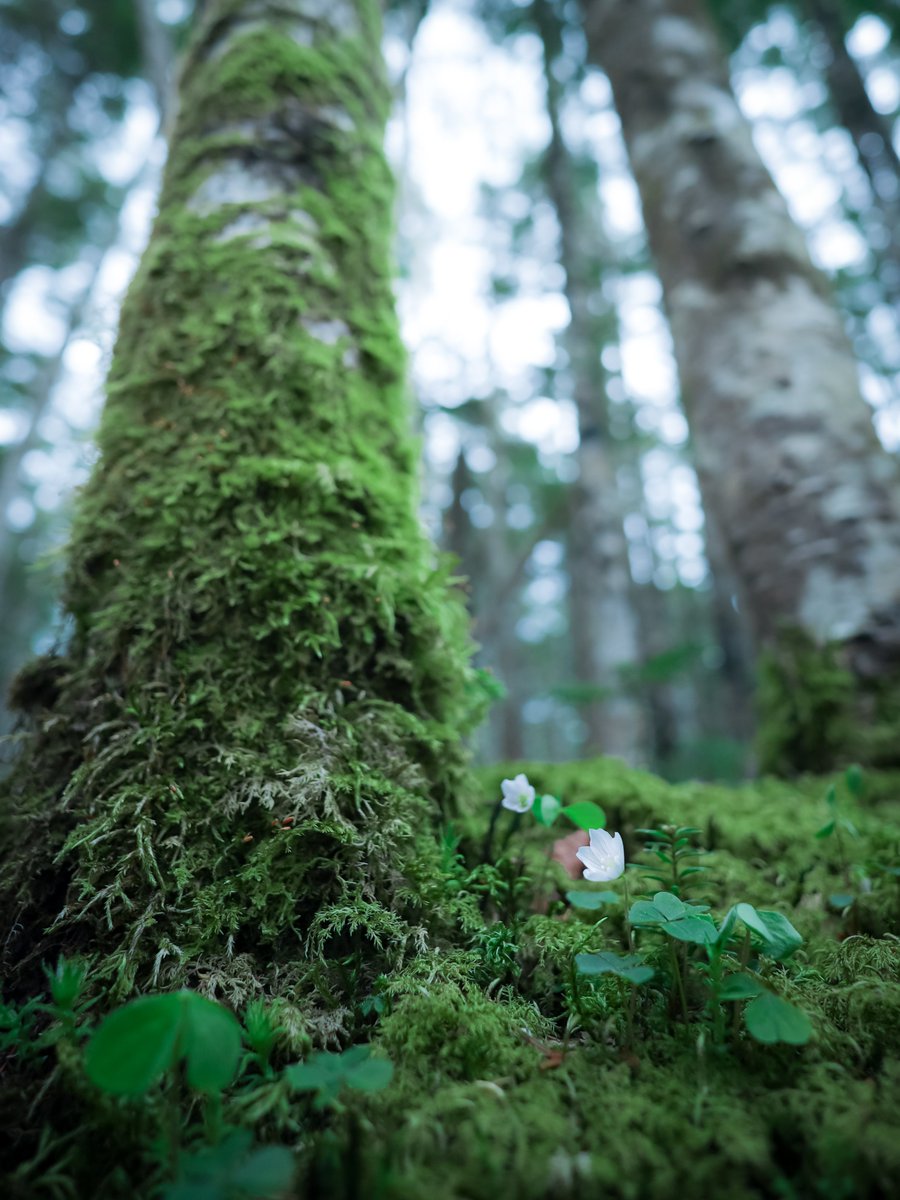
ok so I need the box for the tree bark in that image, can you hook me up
[535,0,645,765]
[0,0,476,1001]
[584,0,900,770]
[804,0,900,306]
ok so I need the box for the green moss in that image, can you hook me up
[5,756,900,1197]
[757,626,900,774]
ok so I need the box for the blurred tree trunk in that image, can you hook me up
[701,504,756,749]
[805,0,900,305]
[535,0,644,764]
[0,0,476,1001]
[585,0,900,771]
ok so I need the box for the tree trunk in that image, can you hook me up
[0,0,476,1003]
[535,0,645,765]
[805,0,900,306]
[584,0,900,770]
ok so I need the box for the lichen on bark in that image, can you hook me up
[0,0,481,1008]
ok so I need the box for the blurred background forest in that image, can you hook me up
[0,0,897,780]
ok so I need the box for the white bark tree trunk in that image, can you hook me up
[537,0,645,765]
[585,0,900,767]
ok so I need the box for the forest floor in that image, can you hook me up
[3,757,899,1199]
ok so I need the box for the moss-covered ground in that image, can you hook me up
[3,757,898,1198]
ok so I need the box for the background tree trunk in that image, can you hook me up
[805,0,900,308]
[0,0,476,1004]
[585,0,900,770]
[536,0,645,764]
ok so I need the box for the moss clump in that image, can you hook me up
[757,626,900,774]
[4,757,900,1197]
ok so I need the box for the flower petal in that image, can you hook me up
[589,828,613,852]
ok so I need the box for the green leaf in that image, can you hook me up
[286,1045,392,1100]
[85,991,242,1097]
[744,993,812,1045]
[629,900,664,924]
[828,892,855,909]
[652,892,686,920]
[560,801,606,832]
[716,906,738,945]
[734,904,803,961]
[535,794,562,826]
[182,992,242,1093]
[566,890,618,910]
[815,820,836,839]
[163,1132,292,1200]
[825,784,837,809]
[719,974,764,1001]
[662,916,718,945]
[575,951,654,985]
[346,1057,394,1092]
[286,1052,344,1093]
[85,994,181,1096]
[629,894,716,944]
[337,1044,371,1069]
[844,764,864,798]
[230,1147,296,1195]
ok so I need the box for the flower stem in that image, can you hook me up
[482,800,503,862]
[670,940,689,1022]
[622,870,634,953]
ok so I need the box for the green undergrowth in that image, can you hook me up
[3,757,898,1198]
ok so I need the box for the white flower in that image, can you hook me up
[500,773,536,813]
[576,828,625,882]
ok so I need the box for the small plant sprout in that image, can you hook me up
[243,1000,281,1075]
[575,949,654,1049]
[501,773,536,813]
[636,824,707,899]
[42,955,91,1037]
[816,772,862,896]
[576,829,625,882]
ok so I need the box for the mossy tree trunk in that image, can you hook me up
[584,0,900,772]
[0,0,477,1009]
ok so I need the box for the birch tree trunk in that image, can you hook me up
[535,0,645,765]
[805,0,900,307]
[0,0,476,1003]
[584,0,900,770]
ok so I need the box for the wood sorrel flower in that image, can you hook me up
[500,773,536,813]
[576,829,625,881]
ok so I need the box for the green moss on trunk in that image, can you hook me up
[0,0,480,1003]
[757,627,900,775]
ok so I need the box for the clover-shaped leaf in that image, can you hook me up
[629,892,717,945]
[718,974,764,1001]
[85,991,242,1096]
[575,951,654,985]
[286,1045,393,1109]
[566,890,619,910]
